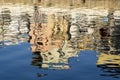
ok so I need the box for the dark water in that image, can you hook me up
[0,3,120,80]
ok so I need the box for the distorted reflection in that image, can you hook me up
[29,6,97,70]
[97,53,120,78]
[0,5,30,47]
[30,6,79,69]
[0,2,120,79]
[29,5,120,78]
[97,10,120,78]
[31,40,79,69]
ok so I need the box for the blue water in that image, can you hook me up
[0,42,119,80]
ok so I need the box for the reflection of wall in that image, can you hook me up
[29,7,79,69]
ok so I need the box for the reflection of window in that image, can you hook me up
[37,42,43,45]
[37,37,44,41]
[82,0,85,4]
[99,28,109,38]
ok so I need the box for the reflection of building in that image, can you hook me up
[32,51,70,70]
[0,7,29,47]
[97,9,120,54]
[31,40,79,70]
[29,6,69,53]
[97,53,120,78]
[96,11,120,78]
[40,48,70,70]
[110,11,120,52]
[69,12,98,50]
[29,7,79,69]
[97,53,120,67]
[1,0,120,9]
[26,3,120,73]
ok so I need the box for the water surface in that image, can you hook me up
[0,3,120,80]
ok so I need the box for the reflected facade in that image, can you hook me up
[29,4,120,78]
[30,6,79,69]
[29,3,120,68]
[0,1,120,79]
[96,10,120,78]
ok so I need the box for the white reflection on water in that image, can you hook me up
[0,5,31,46]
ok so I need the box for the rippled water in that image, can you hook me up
[0,3,120,80]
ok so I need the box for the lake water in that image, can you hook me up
[0,3,120,80]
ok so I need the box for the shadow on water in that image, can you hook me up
[0,3,120,80]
